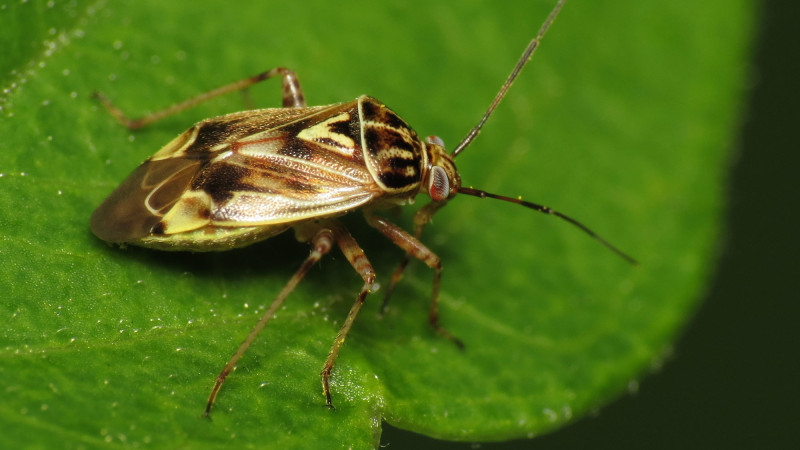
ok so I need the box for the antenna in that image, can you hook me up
[448,0,635,265]
[452,0,565,157]
[458,187,638,264]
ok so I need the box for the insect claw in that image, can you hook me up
[437,329,465,351]
[322,383,336,410]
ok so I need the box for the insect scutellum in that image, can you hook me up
[90,0,633,416]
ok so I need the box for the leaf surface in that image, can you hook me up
[0,0,754,448]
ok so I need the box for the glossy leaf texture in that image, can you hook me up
[0,0,754,448]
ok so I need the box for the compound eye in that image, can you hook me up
[425,135,446,147]
[428,165,450,202]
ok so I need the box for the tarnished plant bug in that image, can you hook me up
[90,0,635,415]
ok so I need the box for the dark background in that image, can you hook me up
[382,0,799,447]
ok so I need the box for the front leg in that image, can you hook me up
[364,210,463,349]
[380,200,448,313]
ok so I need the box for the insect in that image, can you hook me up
[90,0,634,415]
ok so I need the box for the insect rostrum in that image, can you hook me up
[90,0,632,415]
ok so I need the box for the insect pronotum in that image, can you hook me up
[90,0,635,415]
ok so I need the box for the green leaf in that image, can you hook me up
[0,0,754,448]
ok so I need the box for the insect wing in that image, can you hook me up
[90,153,202,243]
[91,102,380,246]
